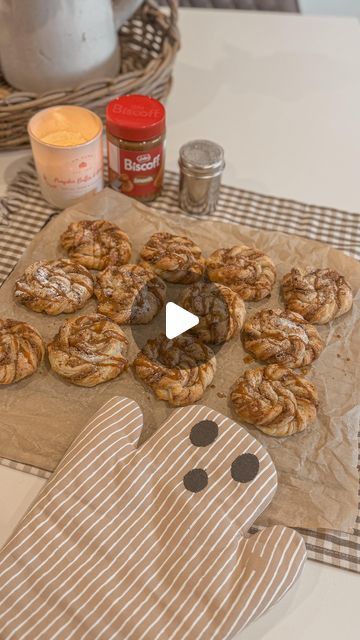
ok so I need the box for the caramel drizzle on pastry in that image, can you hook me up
[48,314,129,387]
[61,219,132,270]
[242,308,324,368]
[14,259,93,315]
[0,319,44,384]
[282,267,353,324]
[179,282,246,345]
[94,264,166,324]
[133,334,216,406]
[206,244,276,301]
[230,364,318,437]
[139,232,205,284]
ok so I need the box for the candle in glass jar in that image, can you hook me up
[28,105,104,208]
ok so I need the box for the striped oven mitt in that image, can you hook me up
[0,396,306,640]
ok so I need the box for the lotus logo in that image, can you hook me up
[136,153,151,163]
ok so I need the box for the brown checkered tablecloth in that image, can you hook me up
[0,160,359,573]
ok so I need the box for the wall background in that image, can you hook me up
[299,0,360,16]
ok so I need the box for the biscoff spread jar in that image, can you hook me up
[106,95,166,202]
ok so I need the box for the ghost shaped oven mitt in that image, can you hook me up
[0,397,306,640]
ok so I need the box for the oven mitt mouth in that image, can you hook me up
[0,396,306,640]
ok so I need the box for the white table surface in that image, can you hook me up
[0,8,359,640]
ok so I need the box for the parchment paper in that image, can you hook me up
[0,188,359,531]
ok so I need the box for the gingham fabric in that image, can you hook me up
[0,161,359,574]
[159,1,299,11]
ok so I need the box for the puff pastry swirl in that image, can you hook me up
[48,314,128,387]
[282,267,353,324]
[242,308,324,368]
[230,364,318,437]
[0,319,45,384]
[14,259,93,315]
[60,220,132,270]
[179,282,246,344]
[206,244,276,301]
[94,264,166,324]
[133,334,216,406]
[139,232,205,284]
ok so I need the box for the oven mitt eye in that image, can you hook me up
[0,397,306,640]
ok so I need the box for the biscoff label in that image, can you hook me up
[108,142,164,199]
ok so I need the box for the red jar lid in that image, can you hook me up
[106,95,166,142]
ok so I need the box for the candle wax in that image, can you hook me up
[41,130,89,147]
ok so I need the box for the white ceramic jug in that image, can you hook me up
[0,0,143,93]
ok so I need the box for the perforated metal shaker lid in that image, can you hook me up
[179,139,225,177]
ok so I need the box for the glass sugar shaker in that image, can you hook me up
[178,139,225,215]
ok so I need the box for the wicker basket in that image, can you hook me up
[0,0,179,149]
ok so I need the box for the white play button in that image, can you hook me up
[165,302,199,340]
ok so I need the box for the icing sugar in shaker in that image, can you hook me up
[178,139,225,215]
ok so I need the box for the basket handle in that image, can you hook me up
[164,0,179,45]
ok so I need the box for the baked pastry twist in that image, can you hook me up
[242,308,324,368]
[179,282,246,344]
[94,264,166,324]
[133,334,216,406]
[282,267,353,324]
[139,232,205,283]
[14,259,93,315]
[206,244,276,300]
[0,319,45,384]
[48,314,128,387]
[230,364,318,437]
[60,219,132,270]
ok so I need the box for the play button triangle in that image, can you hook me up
[165,302,199,340]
